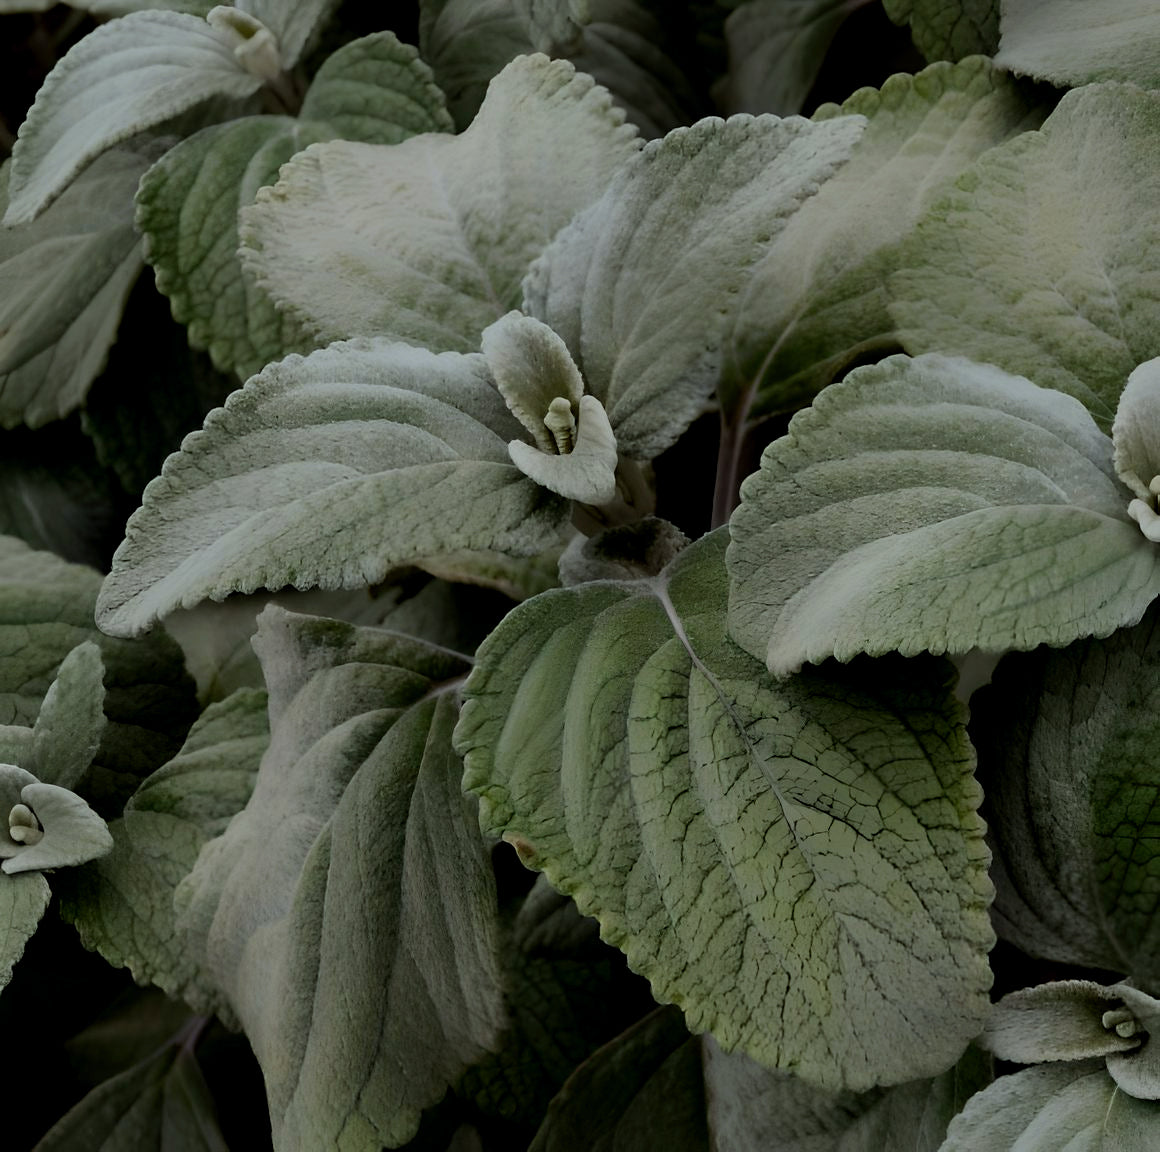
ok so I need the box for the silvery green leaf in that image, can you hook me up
[4,10,264,226]
[56,688,266,1009]
[31,640,106,791]
[881,0,998,60]
[720,57,1042,423]
[524,111,865,460]
[938,1062,1159,1152]
[0,535,197,804]
[457,529,993,1091]
[0,871,51,990]
[176,607,506,1149]
[0,1,213,13]
[970,609,1160,987]
[0,148,152,428]
[996,0,1160,89]
[95,340,570,638]
[726,354,1160,676]
[239,54,640,353]
[34,1025,229,1152]
[717,0,860,116]
[240,0,339,69]
[890,83,1160,431]
[2,781,114,873]
[1112,357,1160,503]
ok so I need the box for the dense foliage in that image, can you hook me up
[2,1,1160,1148]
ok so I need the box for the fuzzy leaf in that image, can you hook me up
[717,0,858,116]
[239,55,640,353]
[720,57,1042,422]
[0,871,50,990]
[890,83,1160,431]
[30,640,106,791]
[1112,356,1160,503]
[0,148,151,428]
[726,354,1160,676]
[4,10,263,225]
[56,688,267,1008]
[458,529,993,1091]
[939,1062,1160,1152]
[241,0,338,69]
[996,0,1160,89]
[176,607,506,1149]
[524,111,865,459]
[970,606,1160,986]
[1,781,114,874]
[881,0,998,61]
[95,340,570,637]
[34,1029,229,1152]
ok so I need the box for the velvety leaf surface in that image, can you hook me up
[881,0,998,60]
[4,10,262,225]
[239,55,640,353]
[242,0,339,69]
[524,112,866,459]
[34,1026,229,1152]
[720,57,1042,422]
[1113,357,1160,504]
[939,1061,1160,1151]
[30,640,106,790]
[56,688,267,1009]
[95,340,570,637]
[970,605,1160,988]
[0,535,197,806]
[0,148,151,428]
[996,0,1160,89]
[176,607,506,1150]
[726,354,1160,675]
[0,870,51,990]
[890,82,1160,431]
[458,529,993,1091]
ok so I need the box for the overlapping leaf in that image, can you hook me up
[718,56,1042,422]
[996,0,1160,89]
[56,688,267,1010]
[458,529,993,1091]
[726,354,1160,676]
[0,871,51,989]
[239,54,640,354]
[95,339,570,638]
[881,0,998,61]
[890,83,1160,431]
[0,146,154,428]
[524,110,866,460]
[175,607,506,1150]
[3,10,264,225]
[970,606,1160,987]
[138,32,454,380]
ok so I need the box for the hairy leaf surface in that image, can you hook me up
[524,112,865,459]
[239,55,639,353]
[176,607,506,1149]
[890,83,1160,430]
[726,355,1160,675]
[96,340,569,637]
[0,871,51,990]
[458,529,993,1091]
[881,0,998,60]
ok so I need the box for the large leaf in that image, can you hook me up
[524,111,866,460]
[996,0,1160,89]
[939,1061,1159,1152]
[881,0,998,61]
[95,339,570,638]
[530,1006,991,1151]
[889,82,1160,431]
[139,32,454,380]
[726,354,1160,676]
[34,1022,229,1152]
[175,607,506,1150]
[718,56,1042,424]
[3,10,263,225]
[238,54,640,354]
[0,535,197,806]
[457,529,993,1091]
[0,871,51,991]
[970,606,1160,988]
[56,688,267,1009]
[0,147,151,428]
